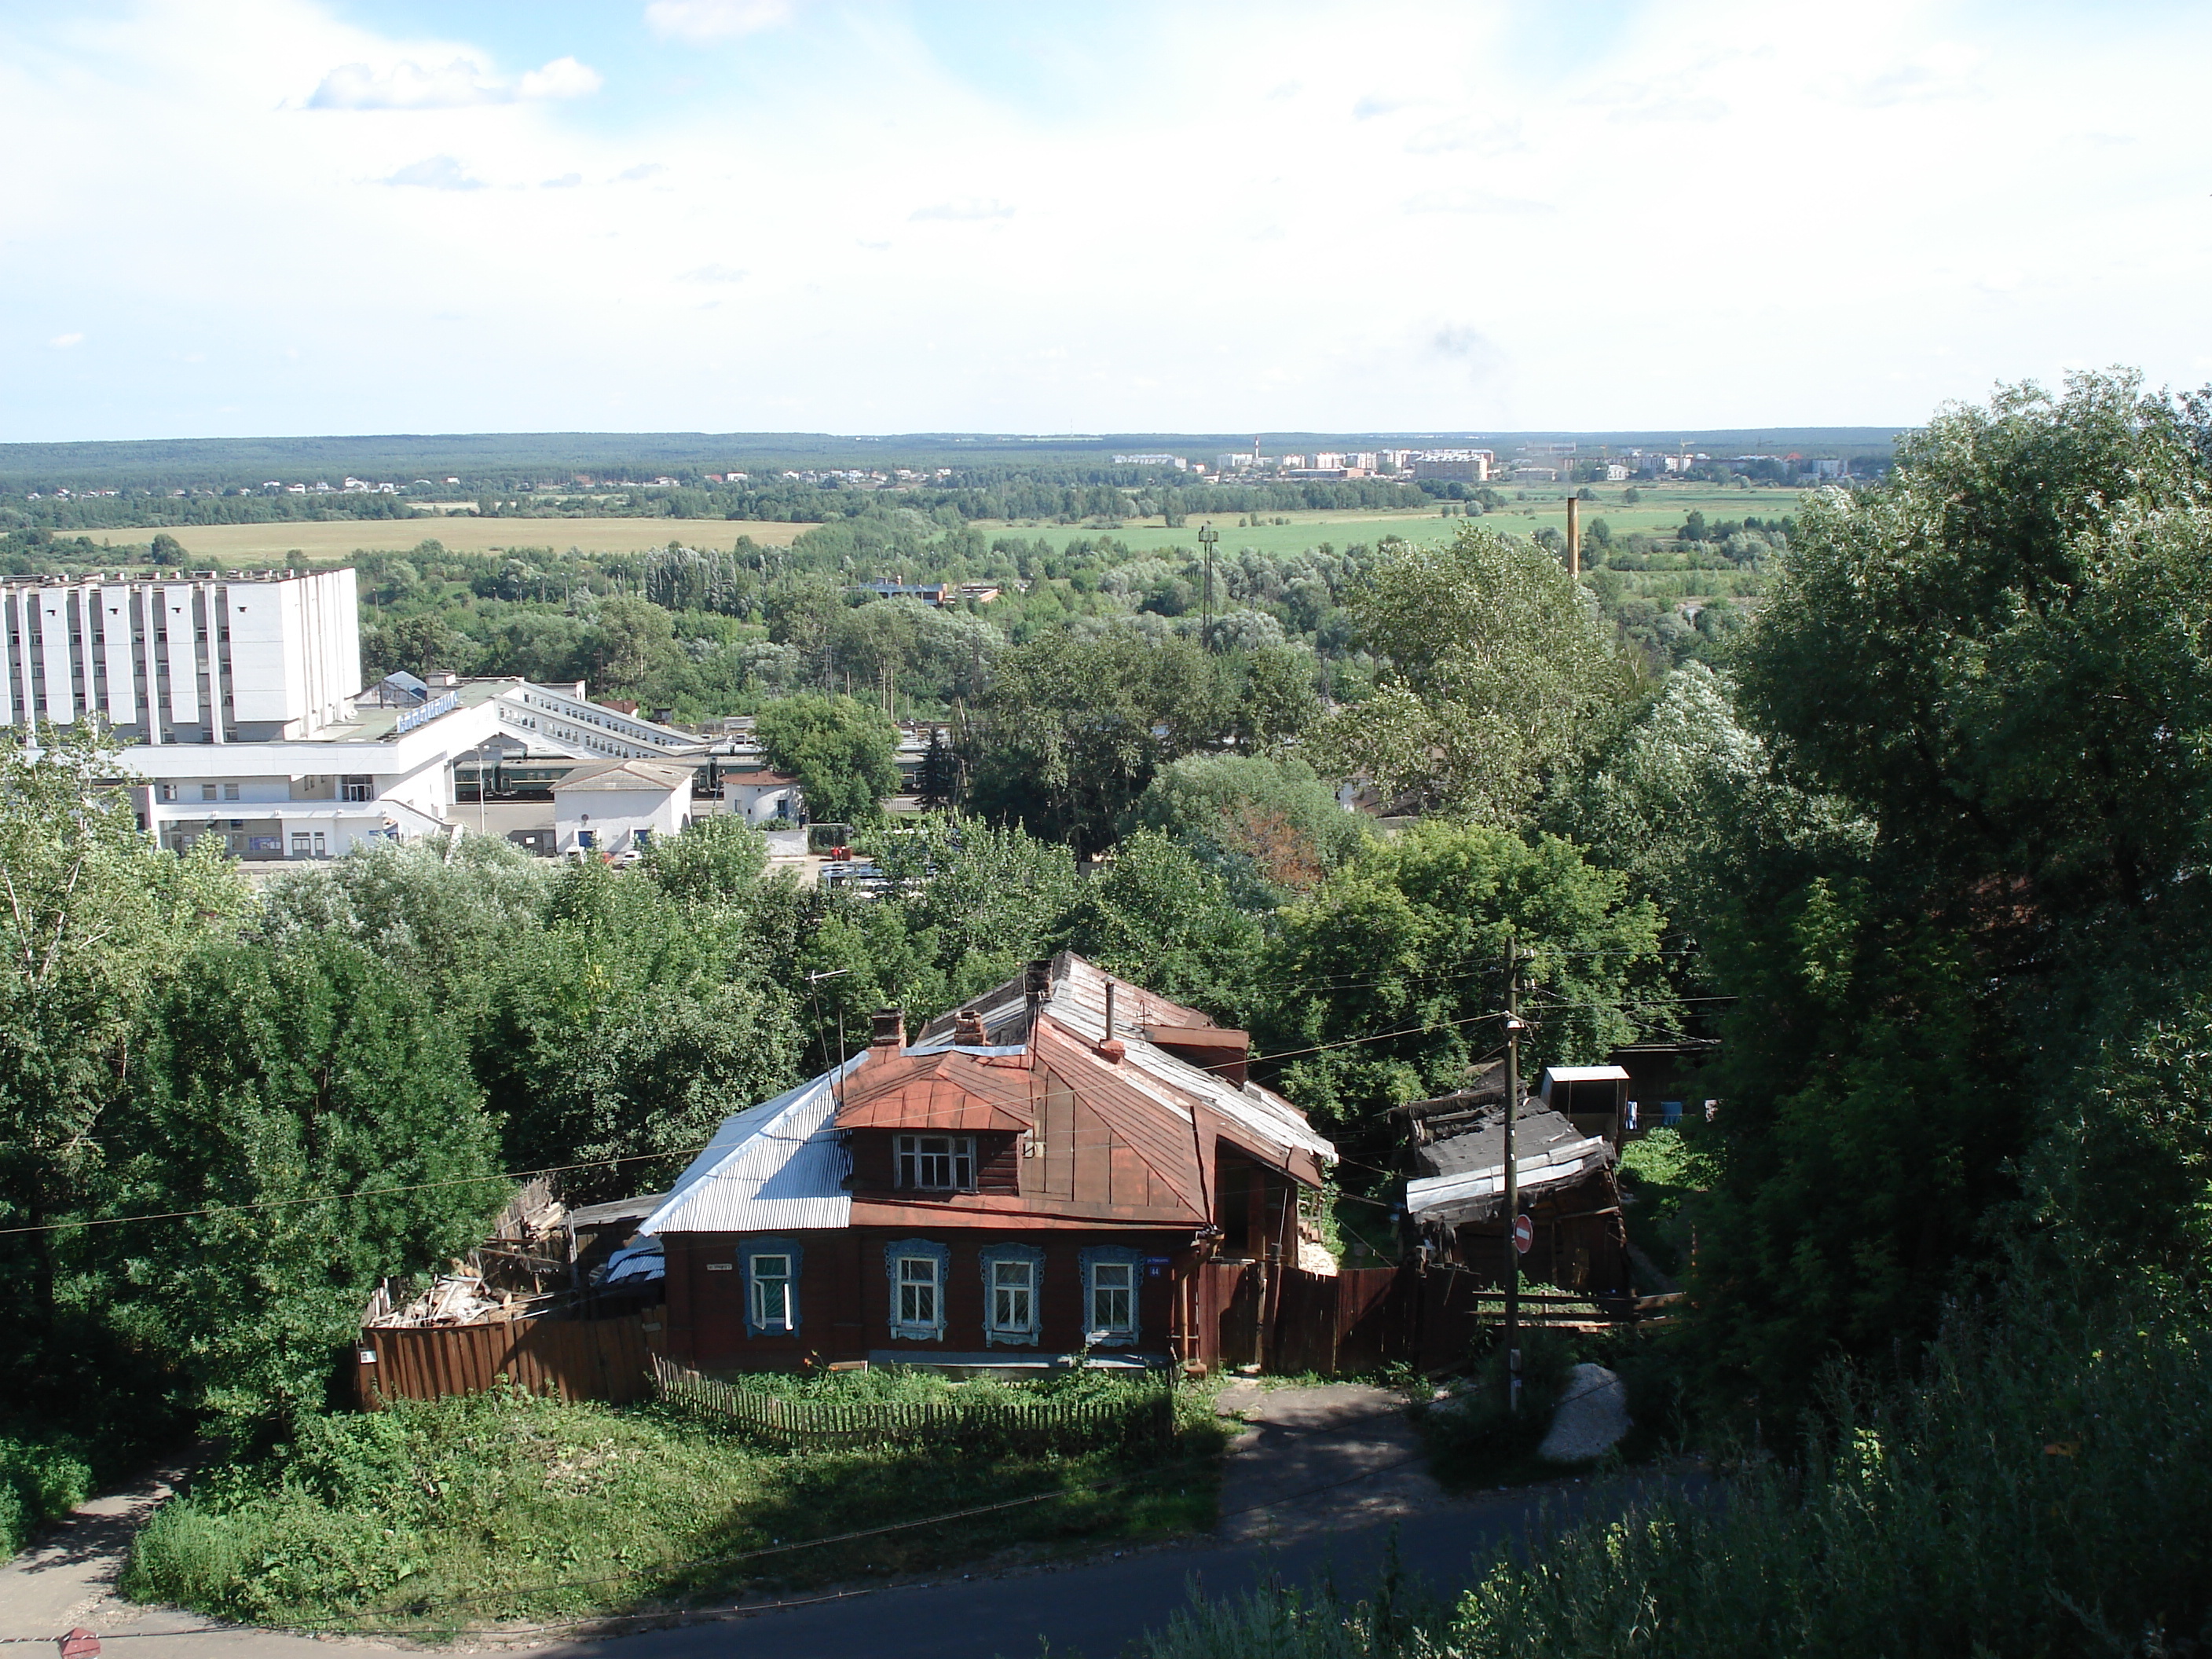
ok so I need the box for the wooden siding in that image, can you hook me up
[662,1227,1188,1369]
[356,1310,660,1408]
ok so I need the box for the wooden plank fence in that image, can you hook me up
[355,1309,661,1408]
[651,1355,1175,1453]
[1272,1265,1415,1375]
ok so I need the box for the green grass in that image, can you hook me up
[123,1373,1226,1638]
[1616,1128,1717,1283]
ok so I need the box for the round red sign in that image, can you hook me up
[1512,1214,1534,1254]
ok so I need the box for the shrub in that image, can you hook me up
[0,1434,94,1555]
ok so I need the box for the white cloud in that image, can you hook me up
[49,332,84,350]
[516,57,602,101]
[616,163,668,182]
[910,197,1015,222]
[684,263,749,283]
[1402,189,1550,217]
[1404,116,1525,157]
[542,172,583,189]
[380,155,486,190]
[309,55,599,109]
[643,0,796,42]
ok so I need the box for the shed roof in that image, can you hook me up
[1404,1102,1614,1226]
[638,1059,859,1236]
[1542,1065,1631,1085]
[553,757,695,794]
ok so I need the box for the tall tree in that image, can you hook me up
[0,724,247,1414]
[755,693,902,825]
[1320,524,1638,822]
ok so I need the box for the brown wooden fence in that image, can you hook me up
[1273,1265,1416,1375]
[354,1309,662,1408]
[651,1355,1176,1452]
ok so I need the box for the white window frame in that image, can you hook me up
[895,1133,976,1192]
[1089,1261,1135,1339]
[749,1252,794,1334]
[989,1258,1034,1337]
[897,1254,939,1331]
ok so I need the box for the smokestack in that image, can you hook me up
[1104,981,1116,1040]
[870,1006,904,1055]
[1566,496,1580,580]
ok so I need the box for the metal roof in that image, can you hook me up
[1404,1104,1613,1227]
[639,1058,860,1237]
[1542,1065,1631,1084]
[553,757,696,793]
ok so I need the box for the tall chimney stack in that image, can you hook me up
[870,1006,904,1056]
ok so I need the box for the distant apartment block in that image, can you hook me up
[1412,449,1493,483]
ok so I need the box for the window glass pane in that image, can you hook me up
[898,1255,937,1326]
[1091,1262,1133,1331]
[989,1259,1033,1332]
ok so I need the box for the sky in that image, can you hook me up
[3,0,2208,442]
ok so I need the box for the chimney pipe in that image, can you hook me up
[1566,496,1580,580]
[870,1006,904,1053]
[1103,981,1116,1042]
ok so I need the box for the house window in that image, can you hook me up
[222,782,240,801]
[979,1242,1045,1346]
[745,1247,797,1335]
[884,1238,949,1341]
[1080,1247,1146,1346]
[200,783,217,801]
[895,1133,975,1191]
[899,1255,938,1328]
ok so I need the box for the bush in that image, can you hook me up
[0,1433,95,1555]
[1149,1285,2212,1657]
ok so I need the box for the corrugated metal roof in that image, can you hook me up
[639,1060,859,1236]
[1046,955,1335,1166]
[1543,1065,1631,1084]
[555,757,695,793]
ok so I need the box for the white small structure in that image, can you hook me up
[553,757,694,855]
[721,767,806,827]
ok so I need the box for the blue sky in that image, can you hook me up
[3,0,2207,441]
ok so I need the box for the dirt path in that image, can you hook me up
[1212,1379,1444,1542]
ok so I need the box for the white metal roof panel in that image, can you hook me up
[1543,1065,1631,1083]
[639,1057,860,1236]
[1403,1134,1611,1221]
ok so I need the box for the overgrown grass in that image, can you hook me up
[1616,1126,1716,1283]
[124,1372,1225,1637]
[1143,1284,2212,1657]
[0,1430,95,1555]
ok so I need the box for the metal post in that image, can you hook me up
[1197,522,1219,651]
[1566,496,1580,580]
[1503,936,1522,1412]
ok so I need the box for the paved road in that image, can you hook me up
[1,1387,1667,1659]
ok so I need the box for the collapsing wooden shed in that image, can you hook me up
[1400,1084,1629,1298]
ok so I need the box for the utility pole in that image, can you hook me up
[1502,936,1529,1412]
[1197,522,1219,651]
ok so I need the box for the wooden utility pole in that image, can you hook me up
[1566,496,1580,580]
[1503,937,1524,1412]
[1197,522,1219,651]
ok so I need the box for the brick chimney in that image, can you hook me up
[953,1009,990,1046]
[870,1006,904,1057]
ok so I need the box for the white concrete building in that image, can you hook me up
[721,767,806,826]
[552,757,696,855]
[4,567,719,862]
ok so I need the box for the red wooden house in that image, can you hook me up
[639,953,1336,1372]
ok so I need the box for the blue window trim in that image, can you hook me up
[738,1237,804,1337]
[1077,1245,1146,1347]
[884,1236,950,1342]
[978,1242,1046,1348]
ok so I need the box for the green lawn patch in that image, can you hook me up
[123,1372,1225,1639]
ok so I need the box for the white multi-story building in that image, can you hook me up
[4,567,715,862]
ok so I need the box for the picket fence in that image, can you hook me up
[650,1354,1176,1452]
